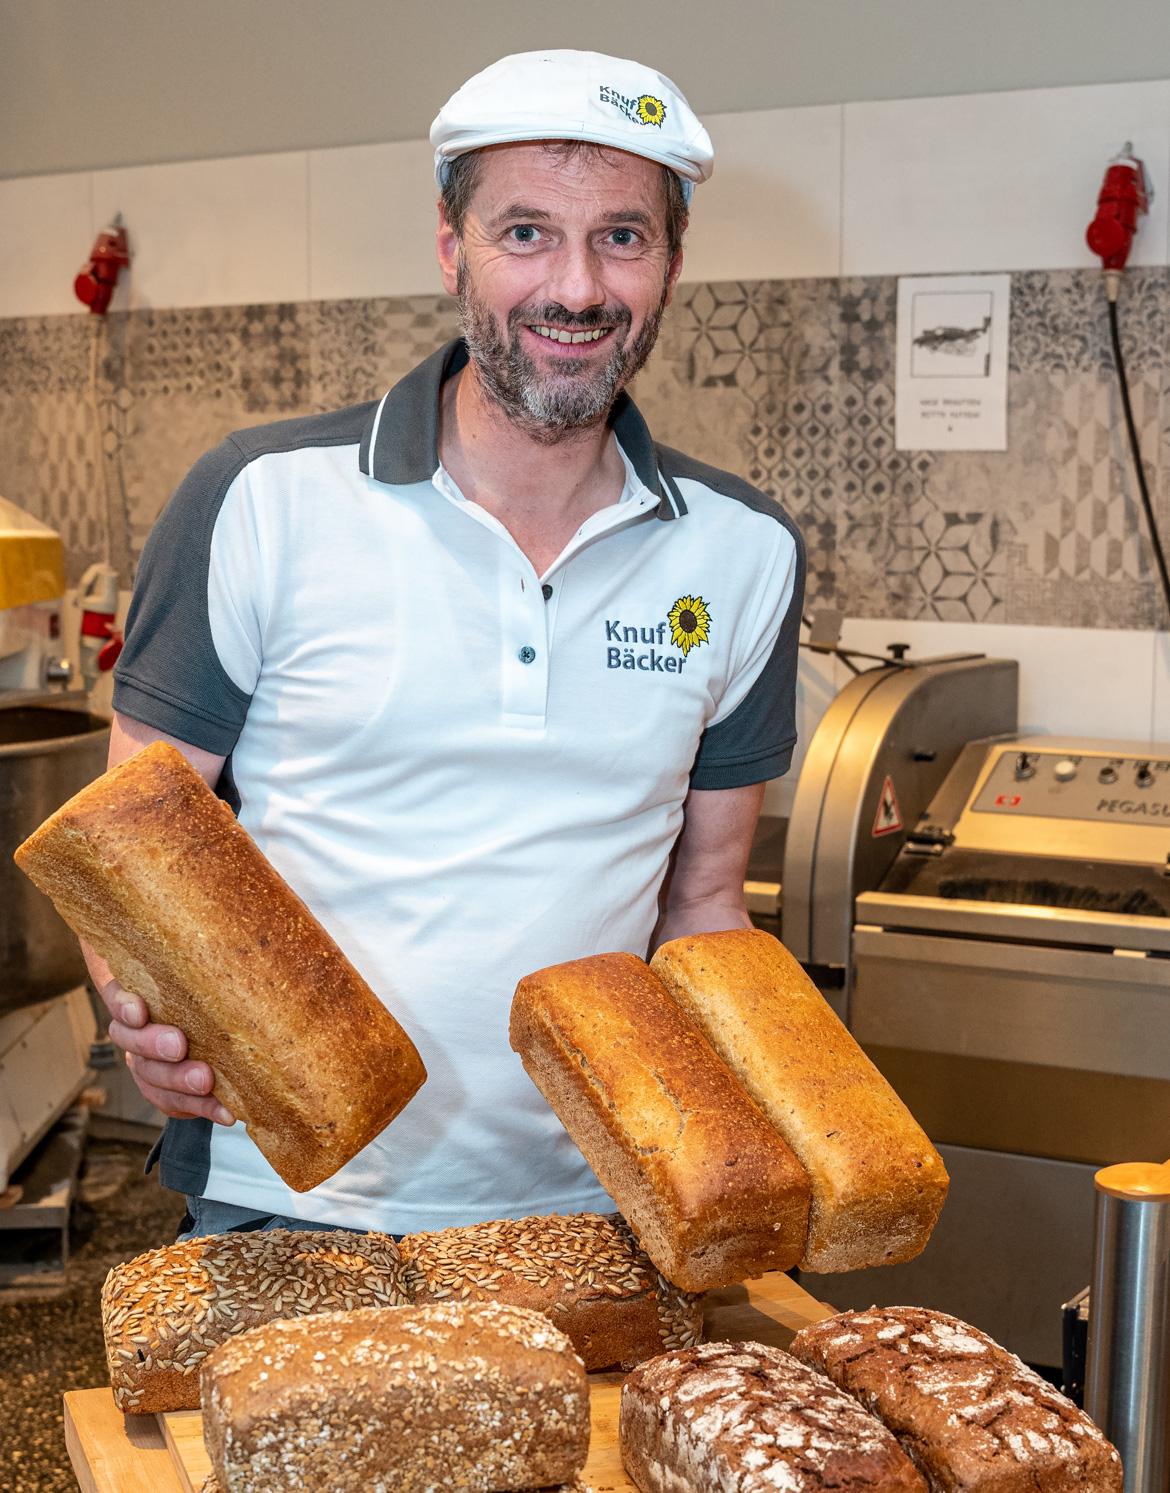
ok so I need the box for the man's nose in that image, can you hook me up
[544,242,607,313]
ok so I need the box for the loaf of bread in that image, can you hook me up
[101,1228,407,1413]
[510,953,811,1291]
[400,1211,704,1370]
[201,1301,590,1492]
[15,741,426,1191]
[621,1340,927,1491]
[790,1306,1123,1491]
[651,930,949,1272]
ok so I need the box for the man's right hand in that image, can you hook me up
[84,941,235,1126]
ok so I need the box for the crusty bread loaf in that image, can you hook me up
[201,1301,590,1492]
[101,1228,406,1413]
[620,1340,928,1491]
[651,930,948,1272]
[399,1211,704,1370]
[15,741,426,1191]
[790,1306,1123,1491]
[510,953,811,1292]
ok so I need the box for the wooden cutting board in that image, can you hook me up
[65,1272,837,1493]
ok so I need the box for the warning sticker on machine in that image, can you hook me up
[872,775,904,837]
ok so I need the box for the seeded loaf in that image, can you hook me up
[790,1306,1123,1491]
[14,741,426,1192]
[201,1300,590,1492]
[621,1340,928,1491]
[400,1211,704,1370]
[651,930,949,1272]
[511,953,811,1291]
[101,1228,407,1414]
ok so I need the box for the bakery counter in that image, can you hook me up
[63,1271,836,1492]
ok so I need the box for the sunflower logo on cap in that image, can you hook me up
[637,95,666,127]
[668,595,711,656]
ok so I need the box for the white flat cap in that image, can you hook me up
[431,50,714,202]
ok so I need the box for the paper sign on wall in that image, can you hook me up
[895,273,1010,451]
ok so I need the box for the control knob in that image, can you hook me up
[1053,758,1078,782]
[1014,752,1036,781]
[1135,762,1154,789]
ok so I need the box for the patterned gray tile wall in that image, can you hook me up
[0,269,1165,630]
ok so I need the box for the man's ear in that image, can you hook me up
[436,202,461,296]
[664,249,684,307]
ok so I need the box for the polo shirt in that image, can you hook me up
[113,338,805,1233]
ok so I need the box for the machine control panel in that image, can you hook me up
[973,750,1170,823]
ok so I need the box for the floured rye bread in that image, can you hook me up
[102,1228,405,1413]
[201,1301,590,1493]
[399,1211,704,1369]
[202,1479,595,1492]
[791,1306,1123,1491]
[620,1340,927,1491]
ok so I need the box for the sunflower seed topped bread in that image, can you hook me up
[790,1306,1123,1491]
[651,930,949,1272]
[14,741,426,1192]
[101,1228,407,1414]
[620,1340,928,1491]
[399,1211,704,1370]
[201,1301,590,1492]
[510,952,812,1291]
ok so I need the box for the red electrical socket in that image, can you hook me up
[75,217,130,315]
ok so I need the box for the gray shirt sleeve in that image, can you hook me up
[112,437,253,755]
[656,445,806,791]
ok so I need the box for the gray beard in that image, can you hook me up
[456,263,669,445]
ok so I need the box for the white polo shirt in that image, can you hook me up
[113,339,805,1232]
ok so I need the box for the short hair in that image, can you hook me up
[440,141,689,258]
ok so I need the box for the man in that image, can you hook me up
[87,50,805,1239]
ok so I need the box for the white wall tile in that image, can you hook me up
[91,152,310,311]
[843,81,1170,276]
[681,105,842,283]
[835,618,1157,744]
[0,171,95,317]
[309,140,443,301]
[1152,632,1170,743]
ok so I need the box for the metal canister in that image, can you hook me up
[1085,1161,1170,1491]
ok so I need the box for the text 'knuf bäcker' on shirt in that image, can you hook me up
[605,620,685,673]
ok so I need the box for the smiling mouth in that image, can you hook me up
[527,324,613,345]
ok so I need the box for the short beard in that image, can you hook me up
[456,260,669,446]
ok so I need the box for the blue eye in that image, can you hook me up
[611,229,638,246]
[510,225,539,243]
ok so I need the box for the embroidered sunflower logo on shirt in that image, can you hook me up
[636,95,666,127]
[668,595,712,656]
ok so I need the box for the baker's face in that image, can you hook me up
[436,142,683,440]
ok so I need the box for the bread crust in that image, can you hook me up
[790,1306,1123,1491]
[620,1340,928,1491]
[201,1301,590,1492]
[399,1211,704,1370]
[101,1228,407,1413]
[651,930,948,1271]
[509,953,811,1291]
[15,741,426,1191]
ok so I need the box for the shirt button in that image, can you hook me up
[541,583,554,601]
[518,645,537,665]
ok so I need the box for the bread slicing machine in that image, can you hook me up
[770,646,1170,1365]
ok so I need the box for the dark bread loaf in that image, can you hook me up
[790,1306,1123,1491]
[651,930,949,1272]
[399,1211,704,1369]
[15,741,426,1191]
[510,952,811,1291]
[101,1228,406,1413]
[620,1339,928,1491]
[201,1301,590,1492]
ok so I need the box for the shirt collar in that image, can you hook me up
[358,337,682,521]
